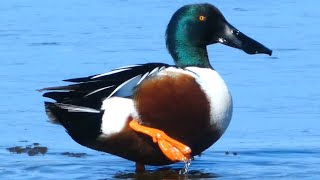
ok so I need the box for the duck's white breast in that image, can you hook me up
[186,67,233,134]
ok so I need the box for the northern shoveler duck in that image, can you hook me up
[40,3,271,171]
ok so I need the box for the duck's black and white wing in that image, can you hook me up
[40,63,170,109]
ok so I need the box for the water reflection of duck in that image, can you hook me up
[40,3,271,172]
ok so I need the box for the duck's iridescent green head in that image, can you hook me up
[166,3,272,68]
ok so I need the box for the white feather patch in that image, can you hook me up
[113,64,140,70]
[186,67,233,134]
[91,68,129,79]
[91,64,142,79]
[55,103,100,113]
[107,75,142,98]
[100,97,137,136]
[137,72,149,85]
[85,85,114,97]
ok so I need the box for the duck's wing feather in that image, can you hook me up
[40,63,170,109]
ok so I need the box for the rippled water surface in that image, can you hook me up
[1,0,319,179]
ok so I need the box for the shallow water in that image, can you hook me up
[1,0,319,179]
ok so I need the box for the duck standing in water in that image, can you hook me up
[40,3,271,171]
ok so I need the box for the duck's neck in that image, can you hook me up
[166,37,212,68]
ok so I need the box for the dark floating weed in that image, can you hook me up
[7,143,48,156]
[61,152,87,158]
[225,151,238,156]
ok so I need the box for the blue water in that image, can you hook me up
[1,0,319,179]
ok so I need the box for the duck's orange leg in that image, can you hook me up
[129,119,191,162]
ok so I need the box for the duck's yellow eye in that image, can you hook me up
[199,15,206,21]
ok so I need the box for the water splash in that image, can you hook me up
[179,159,191,175]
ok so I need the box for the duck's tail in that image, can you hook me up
[44,102,103,145]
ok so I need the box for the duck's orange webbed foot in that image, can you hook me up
[129,119,191,162]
